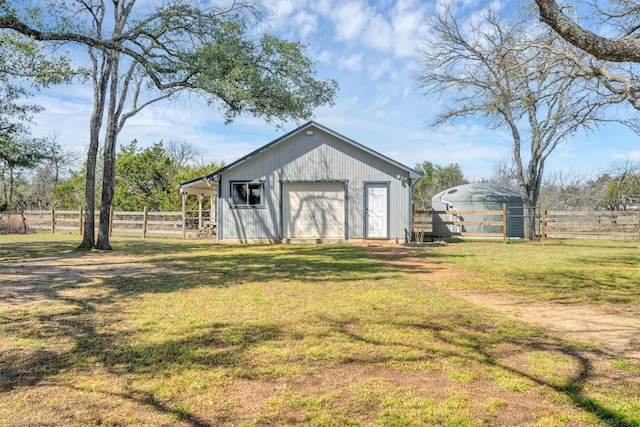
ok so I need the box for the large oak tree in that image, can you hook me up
[417,6,632,238]
[0,0,337,249]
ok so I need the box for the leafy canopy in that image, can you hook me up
[413,161,467,209]
[113,140,223,212]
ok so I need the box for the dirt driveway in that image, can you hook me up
[367,246,640,359]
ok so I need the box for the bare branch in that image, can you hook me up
[535,0,640,62]
[416,4,635,237]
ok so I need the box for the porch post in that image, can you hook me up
[181,192,187,240]
[210,194,215,227]
[198,194,204,229]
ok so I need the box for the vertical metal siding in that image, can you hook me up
[219,126,411,241]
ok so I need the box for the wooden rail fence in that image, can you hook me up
[413,206,509,242]
[541,209,640,246]
[413,207,640,247]
[12,207,640,246]
[22,207,212,238]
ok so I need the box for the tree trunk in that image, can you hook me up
[1,170,7,207]
[96,130,115,250]
[523,204,538,241]
[79,136,99,249]
[95,55,119,251]
[8,168,14,207]
[80,48,111,249]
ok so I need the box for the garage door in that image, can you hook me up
[283,182,345,238]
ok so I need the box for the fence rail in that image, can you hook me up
[541,209,640,244]
[413,207,640,246]
[20,207,215,238]
[8,207,640,246]
[413,207,508,242]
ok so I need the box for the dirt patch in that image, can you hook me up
[217,365,580,427]
[453,291,640,358]
[0,252,158,305]
[367,245,477,283]
[368,246,640,359]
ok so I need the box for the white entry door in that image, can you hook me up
[366,184,388,238]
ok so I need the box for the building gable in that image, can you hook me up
[209,121,420,182]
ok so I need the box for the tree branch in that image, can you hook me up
[535,0,640,62]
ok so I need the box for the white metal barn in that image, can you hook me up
[180,121,422,243]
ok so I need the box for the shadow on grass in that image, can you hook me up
[318,313,637,427]
[406,242,640,306]
[1,307,284,426]
[1,239,637,426]
[107,244,404,295]
[405,322,636,427]
[0,241,400,425]
[0,239,83,259]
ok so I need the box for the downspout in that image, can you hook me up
[216,174,222,243]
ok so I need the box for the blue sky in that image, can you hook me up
[29,0,640,180]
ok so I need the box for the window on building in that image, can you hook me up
[231,181,263,207]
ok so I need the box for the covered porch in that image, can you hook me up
[179,175,219,240]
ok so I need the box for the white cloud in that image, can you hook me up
[268,0,298,18]
[334,1,370,41]
[310,0,334,16]
[316,49,333,63]
[390,0,429,57]
[323,0,427,58]
[367,59,395,81]
[263,1,319,39]
[339,53,364,71]
[292,11,318,37]
[362,15,394,52]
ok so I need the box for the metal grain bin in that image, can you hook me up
[431,183,524,238]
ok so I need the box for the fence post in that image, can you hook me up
[541,205,547,246]
[502,204,507,243]
[142,206,148,238]
[637,215,639,249]
[51,206,55,234]
[79,205,83,235]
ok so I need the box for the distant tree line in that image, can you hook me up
[5,148,638,215]
[2,139,223,213]
[414,159,640,212]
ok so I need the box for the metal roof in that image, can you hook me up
[434,183,523,204]
[180,121,422,193]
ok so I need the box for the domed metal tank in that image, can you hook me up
[431,183,524,238]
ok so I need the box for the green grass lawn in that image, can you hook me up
[410,239,640,307]
[0,234,638,426]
